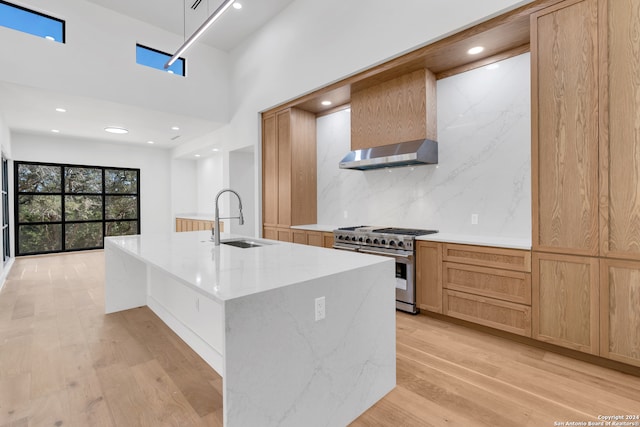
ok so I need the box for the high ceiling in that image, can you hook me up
[1,0,295,154]
[84,0,295,52]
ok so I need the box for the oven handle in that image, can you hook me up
[332,244,359,252]
[358,247,413,260]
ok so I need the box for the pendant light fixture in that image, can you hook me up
[164,0,235,69]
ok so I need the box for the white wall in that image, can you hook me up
[229,148,255,237]
[0,0,230,123]
[11,132,173,234]
[170,158,198,221]
[317,54,531,239]
[196,155,224,215]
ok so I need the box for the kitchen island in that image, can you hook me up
[104,231,396,427]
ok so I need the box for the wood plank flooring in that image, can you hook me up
[0,251,638,426]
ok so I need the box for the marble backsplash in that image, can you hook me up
[316,53,531,238]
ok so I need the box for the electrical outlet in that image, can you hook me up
[315,296,325,321]
[471,214,479,225]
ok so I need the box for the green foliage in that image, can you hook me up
[18,164,61,193]
[105,169,137,194]
[106,221,137,236]
[19,224,61,253]
[65,167,102,193]
[65,196,102,221]
[18,195,61,222]
[65,223,103,249]
[105,196,137,220]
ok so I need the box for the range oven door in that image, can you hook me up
[357,247,418,314]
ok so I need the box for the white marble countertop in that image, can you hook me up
[175,213,215,221]
[105,231,390,303]
[289,224,337,232]
[416,232,531,250]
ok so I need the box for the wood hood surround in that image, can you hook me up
[350,68,437,151]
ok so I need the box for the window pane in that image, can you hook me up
[105,169,138,194]
[18,224,62,254]
[65,222,103,250]
[136,44,185,76]
[0,1,65,43]
[106,221,138,236]
[65,167,102,193]
[17,164,61,193]
[105,196,137,220]
[18,195,62,222]
[65,195,103,221]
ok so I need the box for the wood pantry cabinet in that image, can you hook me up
[530,0,640,366]
[262,108,317,241]
[175,218,222,233]
[292,229,335,248]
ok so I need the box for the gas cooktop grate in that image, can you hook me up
[371,228,438,236]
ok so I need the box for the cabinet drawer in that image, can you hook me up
[443,244,531,272]
[443,262,531,305]
[443,290,531,337]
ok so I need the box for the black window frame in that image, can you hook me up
[0,0,66,43]
[14,161,141,256]
[2,156,9,262]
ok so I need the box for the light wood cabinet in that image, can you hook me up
[530,0,640,365]
[599,0,640,260]
[350,69,437,151]
[322,232,334,249]
[531,0,599,256]
[175,218,222,233]
[443,243,531,272]
[262,107,317,241]
[443,290,532,337]
[440,244,532,336]
[443,263,531,305]
[291,229,331,248]
[532,252,599,354]
[599,259,640,367]
[416,241,442,313]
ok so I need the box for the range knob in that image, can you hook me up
[351,236,357,242]
[365,238,372,244]
[398,241,404,248]
[389,241,396,247]
[373,239,379,245]
[380,239,386,245]
[358,237,364,242]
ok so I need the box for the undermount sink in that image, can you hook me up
[220,238,273,249]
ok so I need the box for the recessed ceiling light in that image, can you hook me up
[167,70,174,74]
[486,63,500,70]
[467,46,484,55]
[147,140,155,144]
[195,154,201,157]
[233,2,242,9]
[51,129,60,133]
[104,126,129,134]
[44,35,55,41]
[321,100,332,106]
[171,126,180,131]
[212,148,219,152]
[55,107,66,113]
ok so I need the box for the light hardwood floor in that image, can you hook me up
[0,252,639,426]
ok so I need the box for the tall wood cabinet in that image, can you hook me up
[262,108,317,241]
[531,0,640,365]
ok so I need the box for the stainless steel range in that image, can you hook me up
[333,226,438,314]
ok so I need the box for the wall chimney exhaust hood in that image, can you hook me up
[339,139,438,170]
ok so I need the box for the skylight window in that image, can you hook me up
[0,0,65,43]
[136,44,185,77]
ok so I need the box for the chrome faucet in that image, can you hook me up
[214,188,244,245]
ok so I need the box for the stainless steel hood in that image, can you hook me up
[339,139,438,170]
